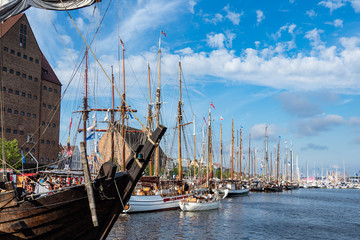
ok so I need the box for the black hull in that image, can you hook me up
[0,126,167,240]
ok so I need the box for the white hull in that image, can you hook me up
[179,200,220,212]
[126,194,188,213]
[219,188,249,196]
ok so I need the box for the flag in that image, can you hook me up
[220,116,223,120]
[21,151,26,163]
[129,112,134,119]
[85,133,95,141]
[161,30,167,37]
[203,117,207,125]
[120,38,125,50]
[210,101,215,109]
[69,117,73,131]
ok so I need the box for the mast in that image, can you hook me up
[148,64,153,176]
[265,125,269,182]
[83,48,88,149]
[290,142,293,182]
[208,107,212,180]
[0,21,6,180]
[111,66,115,162]
[121,42,126,171]
[155,33,162,176]
[285,141,288,182]
[178,61,182,180]
[193,114,196,177]
[220,121,223,181]
[277,139,280,184]
[248,134,251,178]
[239,128,242,180]
[231,118,234,180]
[236,130,239,179]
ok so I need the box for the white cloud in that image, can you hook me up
[254,41,260,48]
[349,0,360,12]
[189,0,197,14]
[223,4,242,25]
[306,9,317,18]
[297,114,344,136]
[272,23,297,40]
[250,124,277,140]
[305,28,325,54]
[334,19,344,27]
[207,33,226,49]
[204,13,224,25]
[318,0,346,13]
[256,10,265,25]
[175,47,194,55]
[349,117,360,126]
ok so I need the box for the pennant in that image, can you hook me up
[21,151,26,164]
[220,116,223,120]
[129,112,134,119]
[210,101,215,109]
[85,133,95,141]
[161,30,167,37]
[120,38,125,50]
[203,117,207,125]
[69,117,73,131]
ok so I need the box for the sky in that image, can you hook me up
[22,0,360,176]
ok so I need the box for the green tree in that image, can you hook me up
[0,138,21,169]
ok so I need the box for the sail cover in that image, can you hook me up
[0,0,100,21]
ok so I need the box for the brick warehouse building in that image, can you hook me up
[0,14,61,168]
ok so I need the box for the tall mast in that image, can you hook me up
[178,61,182,180]
[277,139,280,184]
[239,128,242,180]
[121,42,126,171]
[83,48,88,149]
[193,113,196,178]
[285,141,288,182]
[236,130,239,179]
[265,125,269,182]
[231,118,234,180]
[148,64,153,176]
[220,121,223,180]
[290,142,293,182]
[208,107,212,179]
[111,66,115,162]
[155,33,162,176]
[248,134,251,178]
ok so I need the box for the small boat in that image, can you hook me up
[219,182,250,196]
[179,189,228,212]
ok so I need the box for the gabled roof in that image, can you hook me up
[0,13,24,38]
[41,54,62,86]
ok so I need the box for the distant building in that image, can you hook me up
[0,14,61,168]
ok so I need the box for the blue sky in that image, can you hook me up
[24,0,360,175]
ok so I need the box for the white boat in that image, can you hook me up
[219,183,249,197]
[125,193,189,213]
[179,189,228,212]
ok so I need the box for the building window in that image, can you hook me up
[20,24,27,48]
[20,111,24,116]
[17,52,21,57]
[43,103,46,108]
[3,47,8,52]
[46,140,50,145]
[51,159,54,163]
[14,110,18,114]
[31,149,35,153]
[42,121,45,126]
[40,158,44,162]
[26,135,33,143]
[21,92,25,97]
[9,69,14,74]
[54,89,58,94]
[13,130,17,134]
[10,49,15,54]
[41,140,44,144]
[46,158,49,163]
[15,91,19,95]
[28,75,32,80]
[52,123,56,128]
[26,113,30,117]
[2,87,5,92]
[48,105,51,109]
[43,86,47,90]
[16,71,20,76]
[34,77,38,82]
[35,59,39,64]
[28,94,31,99]
[2,67,7,72]
[34,95,37,100]
[7,108,12,113]
[32,114,36,118]
[49,88,52,92]
[22,73,26,78]
[23,55,27,59]
[51,141,55,145]
[6,129,11,133]
[8,89,13,93]
[19,130,24,135]
[29,57,33,62]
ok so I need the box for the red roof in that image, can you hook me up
[0,14,24,38]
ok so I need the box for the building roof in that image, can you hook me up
[0,13,24,38]
[41,54,62,86]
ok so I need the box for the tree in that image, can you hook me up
[0,138,21,169]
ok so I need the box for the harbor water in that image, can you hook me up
[108,189,360,239]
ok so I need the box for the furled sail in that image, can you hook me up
[0,0,100,21]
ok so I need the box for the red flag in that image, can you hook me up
[120,38,125,50]
[69,117,72,132]
[161,30,167,37]
[203,117,207,125]
[210,101,215,109]
[220,116,223,120]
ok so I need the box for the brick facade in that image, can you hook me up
[0,14,61,168]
